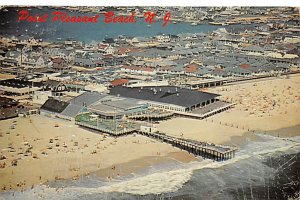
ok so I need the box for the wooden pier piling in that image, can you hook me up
[138,131,237,161]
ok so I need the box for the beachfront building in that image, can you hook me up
[40,91,106,120]
[40,91,149,120]
[75,95,154,136]
[109,86,220,113]
[39,91,174,136]
[87,95,149,120]
[39,91,144,135]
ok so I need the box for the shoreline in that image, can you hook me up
[1,138,299,199]
[81,151,199,182]
[1,75,300,193]
[0,120,299,193]
[0,151,198,192]
[0,116,197,192]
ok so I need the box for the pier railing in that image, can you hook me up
[75,121,136,136]
[138,131,237,161]
[127,111,174,120]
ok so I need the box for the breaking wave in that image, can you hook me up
[1,134,299,199]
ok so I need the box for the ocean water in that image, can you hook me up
[0,7,257,43]
[1,134,299,200]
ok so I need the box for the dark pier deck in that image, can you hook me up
[139,131,237,161]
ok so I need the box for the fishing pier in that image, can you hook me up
[75,114,238,161]
[139,131,237,161]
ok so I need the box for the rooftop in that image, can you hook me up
[110,86,220,108]
[69,91,107,107]
[40,99,69,113]
[0,79,44,88]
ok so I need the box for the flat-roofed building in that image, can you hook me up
[88,96,149,120]
[110,86,220,112]
[0,79,43,95]
[39,91,149,121]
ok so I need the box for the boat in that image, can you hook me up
[191,22,198,26]
[209,21,222,25]
[147,24,151,28]
[221,22,229,26]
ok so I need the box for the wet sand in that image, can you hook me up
[94,152,198,180]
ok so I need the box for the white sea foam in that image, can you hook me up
[70,134,300,195]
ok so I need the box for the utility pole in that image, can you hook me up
[97,116,99,128]
[18,47,22,77]
[114,108,117,133]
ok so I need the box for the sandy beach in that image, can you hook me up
[158,75,300,146]
[0,116,196,191]
[209,74,300,136]
[158,117,247,144]
[1,75,299,193]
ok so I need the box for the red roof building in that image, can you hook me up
[240,64,251,69]
[110,79,129,86]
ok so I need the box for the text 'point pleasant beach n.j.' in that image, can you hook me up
[0,6,300,200]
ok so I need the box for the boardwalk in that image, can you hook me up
[75,113,238,161]
[75,121,136,136]
[127,111,174,120]
[139,131,237,161]
[76,120,238,161]
[175,102,235,120]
